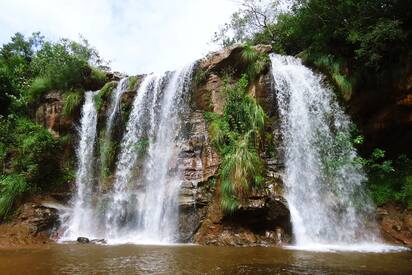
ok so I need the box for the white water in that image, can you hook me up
[105,77,129,140]
[270,54,404,252]
[60,91,98,240]
[99,77,129,183]
[104,65,194,244]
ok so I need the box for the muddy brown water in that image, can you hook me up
[0,244,411,274]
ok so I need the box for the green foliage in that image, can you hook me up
[309,54,353,101]
[353,139,412,208]
[0,174,28,219]
[133,139,150,156]
[94,81,117,111]
[62,90,82,117]
[206,74,266,213]
[241,44,269,81]
[27,76,53,104]
[0,32,107,107]
[0,32,108,217]
[100,139,119,179]
[127,76,139,90]
[193,67,210,86]
[273,0,410,81]
[90,68,108,87]
[11,118,60,184]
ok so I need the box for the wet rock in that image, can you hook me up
[379,204,412,248]
[77,237,90,244]
[0,199,60,247]
[91,239,106,244]
[17,202,59,234]
[35,91,75,137]
[176,111,220,242]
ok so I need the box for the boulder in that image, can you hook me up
[77,237,90,244]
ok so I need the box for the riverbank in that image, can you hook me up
[1,195,412,249]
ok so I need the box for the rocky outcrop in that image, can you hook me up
[0,198,59,247]
[378,203,412,248]
[35,91,76,138]
[192,183,291,247]
[177,111,219,241]
[178,44,292,246]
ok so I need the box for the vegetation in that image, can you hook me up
[94,81,117,111]
[127,75,139,91]
[206,74,266,213]
[216,0,412,208]
[0,32,108,219]
[0,174,28,218]
[216,0,411,100]
[362,150,412,208]
[62,90,82,117]
[193,67,210,86]
[241,44,269,81]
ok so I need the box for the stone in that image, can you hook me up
[35,91,73,137]
[77,237,90,244]
[91,239,106,244]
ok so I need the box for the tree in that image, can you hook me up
[212,0,293,47]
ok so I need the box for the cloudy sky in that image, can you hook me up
[0,0,237,74]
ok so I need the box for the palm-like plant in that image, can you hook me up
[206,74,266,213]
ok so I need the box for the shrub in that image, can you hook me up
[94,81,117,111]
[90,68,107,86]
[193,68,210,86]
[27,76,53,104]
[127,76,139,90]
[241,44,269,81]
[0,174,28,219]
[11,117,59,185]
[62,90,82,117]
[206,74,266,213]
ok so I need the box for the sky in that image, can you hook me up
[0,0,237,74]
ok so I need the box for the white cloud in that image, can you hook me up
[0,0,237,74]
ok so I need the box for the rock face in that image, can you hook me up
[0,198,59,247]
[176,44,292,246]
[177,111,219,242]
[378,204,412,248]
[35,91,75,138]
[349,56,412,158]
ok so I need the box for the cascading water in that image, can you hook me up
[104,65,194,244]
[60,91,98,240]
[135,64,193,243]
[104,73,162,240]
[99,77,128,182]
[269,54,404,251]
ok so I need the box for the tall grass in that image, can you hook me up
[62,90,82,117]
[0,174,28,219]
[312,54,353,101]
[94,81,117,111]
[206,74,266,213]
[241,44,269,81]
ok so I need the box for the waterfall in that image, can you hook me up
[60,91,98,240]
[269,54,400,251]
[135,64,193,243]
[104,64,194,244]
[99,77,128,182]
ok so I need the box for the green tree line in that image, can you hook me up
[0,32,107,219]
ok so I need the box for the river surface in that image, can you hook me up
[0,244,411,274]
